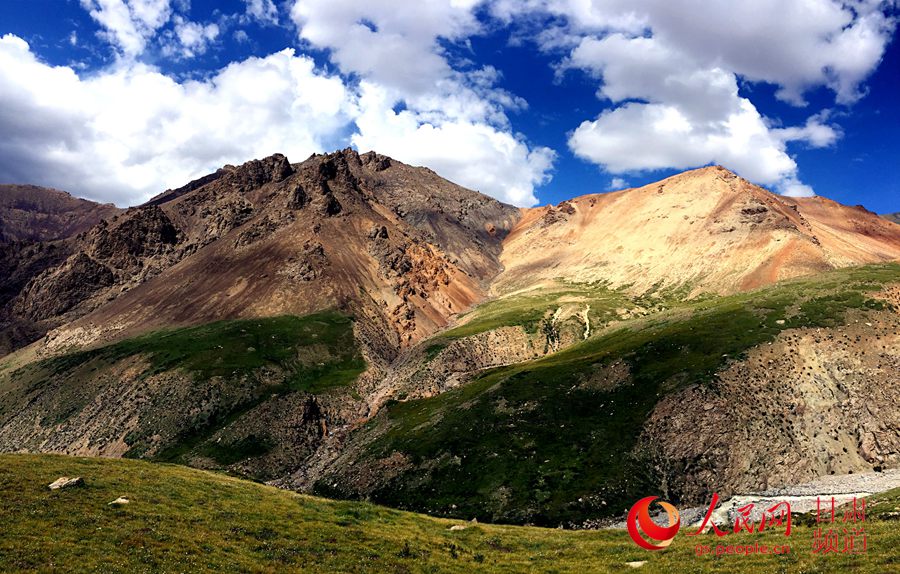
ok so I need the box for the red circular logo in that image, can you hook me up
[627,496,681,550]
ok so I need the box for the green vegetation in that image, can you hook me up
[196,434,274,466]
[0,312,365,468]
[41,312,365,394]
[438,281,642,340]
[318,263,900,526]
[2,453,899,573]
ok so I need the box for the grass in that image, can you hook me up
[438,281,643,340]
[0,312,366,467]
[2,453,899,573]
[39,312,365,394]
[317,263,900,527]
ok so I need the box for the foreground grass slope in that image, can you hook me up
[2,454,900,573]
[318,263,900,526]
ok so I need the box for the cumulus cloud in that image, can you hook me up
[243,0,280,25]
[0,0,556,208]
[0,34,352,205]
[289,0,555,205]
[495,0,896,196]
[162,15,220,58]
[353,82,554,206]
[3,0,892,207]
[607,177,627,191]
[290,0,482,95]
[80,0,173,58]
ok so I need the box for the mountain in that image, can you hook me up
[0,149,519,482]
[1,150,518,364]
[0,184,120,243]
[0,152,898,529]
[884,212,900,224]
[0,186,121,356]
[496,166,900,295]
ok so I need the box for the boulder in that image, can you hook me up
[48,476,84,490]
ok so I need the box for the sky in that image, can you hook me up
[0,1,898,214]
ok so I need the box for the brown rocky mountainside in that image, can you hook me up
[0,184,121,243]
[1,149,519,364]
[2,161,897,363]
[0,185,122,355]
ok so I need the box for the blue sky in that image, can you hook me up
[0,0,898,214]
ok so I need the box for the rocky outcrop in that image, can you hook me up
[90,205,179,269]
[222,153,293,192]
[373,327,550,404]
[13,253,114,321]
[639,309,900,505]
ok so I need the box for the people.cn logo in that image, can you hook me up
[626,496,681,551]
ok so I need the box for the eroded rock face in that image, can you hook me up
[90,205,179,268]
[13,253,114,321]
[1,149,520,359]
[379,327,549,403]
[639,310,900,505]
[0,184,121,243]
[224,153,293,192]
[190,393,329,481]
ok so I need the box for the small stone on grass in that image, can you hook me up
[48,476,84,490]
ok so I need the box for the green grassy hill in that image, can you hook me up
[0,312,365,478]
[2,453,899,573]
[318,263,900,526]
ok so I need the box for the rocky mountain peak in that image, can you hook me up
[223,153,294,192]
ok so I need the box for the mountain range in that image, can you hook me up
[1,149,898,527]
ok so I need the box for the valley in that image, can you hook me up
[0,150,899,568]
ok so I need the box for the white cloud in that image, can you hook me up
[80,0,173,58]
[773,113,841,149]
[289,0,555,205]
[290,0,483,95]
[607,177,627,191]
[7,0,891,208]
[495,0,896,196]
[0,0,558,209]
[243,0,279,25]
[353,82,554,206]
[163,15,220,58]
[0,34,353,205]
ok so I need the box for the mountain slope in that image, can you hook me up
[2,150,519,363]
[884,212,900,224]
[0,184,121,243]
[0,185,122,355]
[315,263,900,526]
[2,153,900,535]
[0,313,365,479]
[0,150,520,483]
[496,166,900,295]
[9,453,900,573]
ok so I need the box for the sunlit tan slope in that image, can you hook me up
[496,166,900,296]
